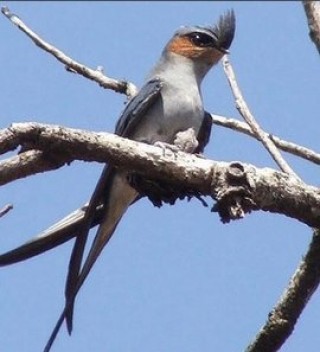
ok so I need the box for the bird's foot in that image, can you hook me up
[154,127,199,157]
[173,127,199,153]
[154,141,180,157]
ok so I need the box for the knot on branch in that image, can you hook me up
[8,123,44,154]
[211,162,257,223]
[9,123,71,168]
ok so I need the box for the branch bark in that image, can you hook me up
[211,114,320,166]
[1,122,320,229]
[222,57,299,179]
[303,1,320,54]
[245,229,320,352]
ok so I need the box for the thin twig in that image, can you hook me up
[302,1,320,54]
[245,229,320,352]
[0,204,13,218]
[211,114,320,165]
[1,6,138,98]
[222,56,300,179]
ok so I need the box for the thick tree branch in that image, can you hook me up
[303,1,320,54]
[3,115,320,168]
[245,229,320,352]
[0,149,66,186]
[0,122,320,229]
[211,114,320,166]
[222,57,299,179]
[1,6,138,98]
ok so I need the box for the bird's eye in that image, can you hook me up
[188,32,215,47]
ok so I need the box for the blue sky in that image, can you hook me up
[0,2,319,352]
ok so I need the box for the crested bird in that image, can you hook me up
[1,11,236,351]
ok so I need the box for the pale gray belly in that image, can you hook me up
[132,90,204,145]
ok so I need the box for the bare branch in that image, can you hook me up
[0,125,18,155]
[244,6,320,351]
[0,204,13,218]
[211,114,320,165]
[245,229,320,352]
[3,114,320,167]
[302,1,320,54]
[0,149,65,186]
[0,6,138,98]
[222,56,300,179]
[0,122,320,229]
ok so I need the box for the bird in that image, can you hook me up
[0,10,236,351]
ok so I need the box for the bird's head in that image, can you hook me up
[166,10,236,67]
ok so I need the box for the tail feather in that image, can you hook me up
[0,204,104,266]
[64,165,114,333]
[64,171,138,333]
[44,171,138,352]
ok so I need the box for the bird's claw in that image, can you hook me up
[173,127,199,153]
[154,141,180,158]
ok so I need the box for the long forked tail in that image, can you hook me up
[43,218,124,352]
[43,217,121,352]
[44,171,138,352]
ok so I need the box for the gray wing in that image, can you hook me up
[115,78,163,136]
[194,111,213,154]
[0,78,163,266]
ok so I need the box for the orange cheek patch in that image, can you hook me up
[168,36,224,65]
